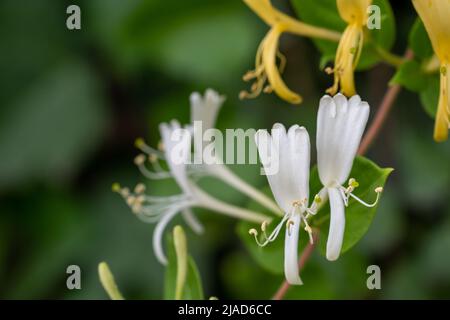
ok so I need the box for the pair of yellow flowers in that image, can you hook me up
[241,0,450,142]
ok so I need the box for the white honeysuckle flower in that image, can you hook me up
[316,93,382,261]
[190,88,225,131]
[253,123,311,285]
[133,89,282,216]
[115,120,269,265]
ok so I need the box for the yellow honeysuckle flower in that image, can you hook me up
[326,0,372,97]
[413,0,450,142]
[240,0,341,104]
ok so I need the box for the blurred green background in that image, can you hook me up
[0,0,449,299]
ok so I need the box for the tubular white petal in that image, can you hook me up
[209,163,282,215]
[153,206,181,265]
[317,94,370,186]
[326,187,346,261]
[159,121,193,194]
[284,213,303,285]
[255,124,310,212]
[190,89,225,131]
[182,208,204,234]
[287,125,310,202]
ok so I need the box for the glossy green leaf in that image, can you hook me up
[310,156,392,256]
[419,73,440,118]
[390,60,428,92]
[291,0,396,70]
[409,18,433,60]
[164,234,204,300]
[237,218,309,275]
[238,156,391,273]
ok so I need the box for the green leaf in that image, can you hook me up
[310,156,392,257]
[164,234,204,300]
[406,18,439,118]
[291,0,344,58]
[237,156,391,273]
[237,218,309,275]
[291,0,396,70]
[390,60,428,92]
[236,184,309,275]
[409,18,433,60]
[419,73,440,118]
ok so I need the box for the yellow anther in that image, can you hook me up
[131,203,142,214]
[148,154,158,163]
[134,183,146,194]
[261,221,269,232]
[111,182,121,193]
[134,137,145,149]
[286,220,295,236]
[314,194,322,204]
[134,154,146,166]
[243,71,255,81]
[324,67,334,75]
[135,195,145,204]
[349,178,359,188]
[249,228,258,236]
[157,141,164,151]
[304,225,312,235]
[263,85,273,93]
[126,196,136,207]
[120,187,130,198]
[239,91,248,100]
[375,187,383,193]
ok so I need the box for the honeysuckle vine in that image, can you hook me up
[326,0,371,96]
[103,0,450,301]
[113,89,282,265]
[412,0,450,142]
[251,94,383,285]
[240,0,406,105]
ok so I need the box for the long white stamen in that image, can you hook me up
[136,160,172,179]
[339,187,349,206]
[346,188,382,208]
[251,214,289,247]
[338,183,383,208]
[135,138,164,159]
[149,155,169,174]
[302,216,314,244]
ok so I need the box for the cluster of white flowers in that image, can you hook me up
[114,90,383,286]
[252,94,383,285]
[113,89,279,265]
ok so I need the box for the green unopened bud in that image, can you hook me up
[174,225,188,300]
[98,262,124,300]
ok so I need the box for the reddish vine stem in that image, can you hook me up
[271,49,414,300]
[272,232,318,300]
[358,49,414,155]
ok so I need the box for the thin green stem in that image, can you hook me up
[373,44,405,68]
